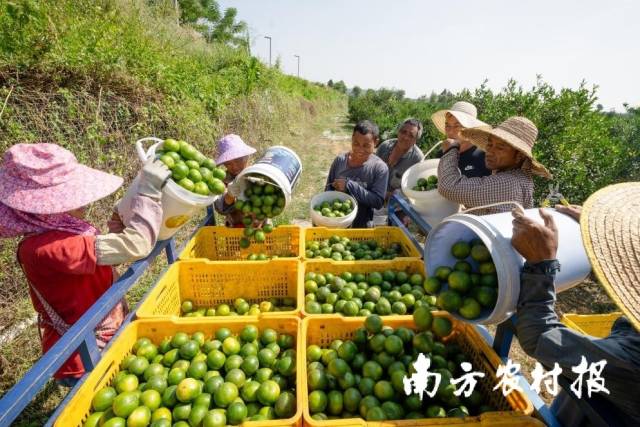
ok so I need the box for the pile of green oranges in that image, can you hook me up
[180,298,296,317]
[427,239,498,320]
[313,198,355,218]
[304,269,437,316]
[235,178,286,249]
[412,175,438,191]
[305,314,496,421]
[158,139,226,196]
[305,236,404,261]
[84,326,297,427]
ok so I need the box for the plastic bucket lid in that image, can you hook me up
[424,209,592,324]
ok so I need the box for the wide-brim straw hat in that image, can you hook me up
[215,134,257,165]
[0,143,123,214]
[581,182,640,331]
[431,101,491,135]
[461,116,552,179]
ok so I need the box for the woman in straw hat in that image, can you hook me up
[511,184,640,426]
[0,143,170,384]
[438,116,552,215]
[431,101,491,178]
[212,134,258,228]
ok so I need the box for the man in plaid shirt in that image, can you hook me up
[438,116,552,215]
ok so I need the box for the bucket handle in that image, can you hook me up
[462,201,525,216]
[423,141,443,158]
[135,137,164,163]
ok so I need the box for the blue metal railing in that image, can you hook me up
[0,208,215,426]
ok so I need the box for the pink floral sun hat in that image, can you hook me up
[215,134,257,165]
[0,143,123,214]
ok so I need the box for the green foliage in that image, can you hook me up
[171,0,248,48]
[348,78,639,203]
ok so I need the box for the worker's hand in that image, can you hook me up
[227,178,242,197]
[333,178,347,192]
[224,192,236,205]
[442,138,460,153]
[555,204,582,222]
[511,208,558,263]
[107,211,125,233]
[138,159,171,199]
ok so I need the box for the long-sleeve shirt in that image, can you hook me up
[325,153,389,228]
[437,147,534,215]
[375,139,424,192]
[213,173,244,227]
[515,268,640,426]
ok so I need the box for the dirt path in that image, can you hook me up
[275,113,352,226]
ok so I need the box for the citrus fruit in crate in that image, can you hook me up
[180,297,296,317]
[84,326,297,424]
[304,268,437,316]
[305,315,497,421]
[305,235,403,261]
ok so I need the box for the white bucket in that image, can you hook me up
[118,137,218,241]
[401,159,460,227]
[235,146,302,209]
[424,209,592,324]
[310,191,358,228]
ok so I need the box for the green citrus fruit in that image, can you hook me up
[171,162,189,181]
[434,266,452,281]
[213,382,238,408]
[92,387,117,412]
[471,244,491,262]
[112,391,139,418]
[432,317,453,338]
[163,139,180,152]
[308,390,327,414]
[448,271,471,293]
[437,290,463,312]
[257,380,280,406]
[451,241,471,259]
[126,406,151,427]
[459,297,482,319]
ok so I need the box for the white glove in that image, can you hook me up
[227,178,243,198]
[138,159,171,199]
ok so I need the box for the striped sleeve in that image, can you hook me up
[437,148,532,214]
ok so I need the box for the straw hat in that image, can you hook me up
[0,143,123,214]
[215,134,256,165]
[581,182,640,331]
[431,101,490,135]
[461,116,552,179]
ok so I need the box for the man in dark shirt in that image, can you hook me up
[511,184,640,426]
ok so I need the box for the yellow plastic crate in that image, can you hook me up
[137,259,302,319]
[301,314,537,427]
[300,259,426,317]
[179,225,303,261]
[561,312,622,338]
[303,227,421,259]
[56,317,302,427]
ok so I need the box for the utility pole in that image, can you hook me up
[294,54,300,77]
[173,0,180,26]
[264,36,272,66]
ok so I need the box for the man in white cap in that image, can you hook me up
[438,116,552,215]
[511,184,640,426]
[432,101,491,178]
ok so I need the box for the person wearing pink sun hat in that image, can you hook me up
[0,143,170,383]
[213,134,258,227]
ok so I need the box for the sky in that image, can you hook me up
[219,0,639,111]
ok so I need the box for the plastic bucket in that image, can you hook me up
[118,137,218,241]
[235,146,302,209]
[401,159,460,227]
[310,191,358,228]
[424,209,592,324]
